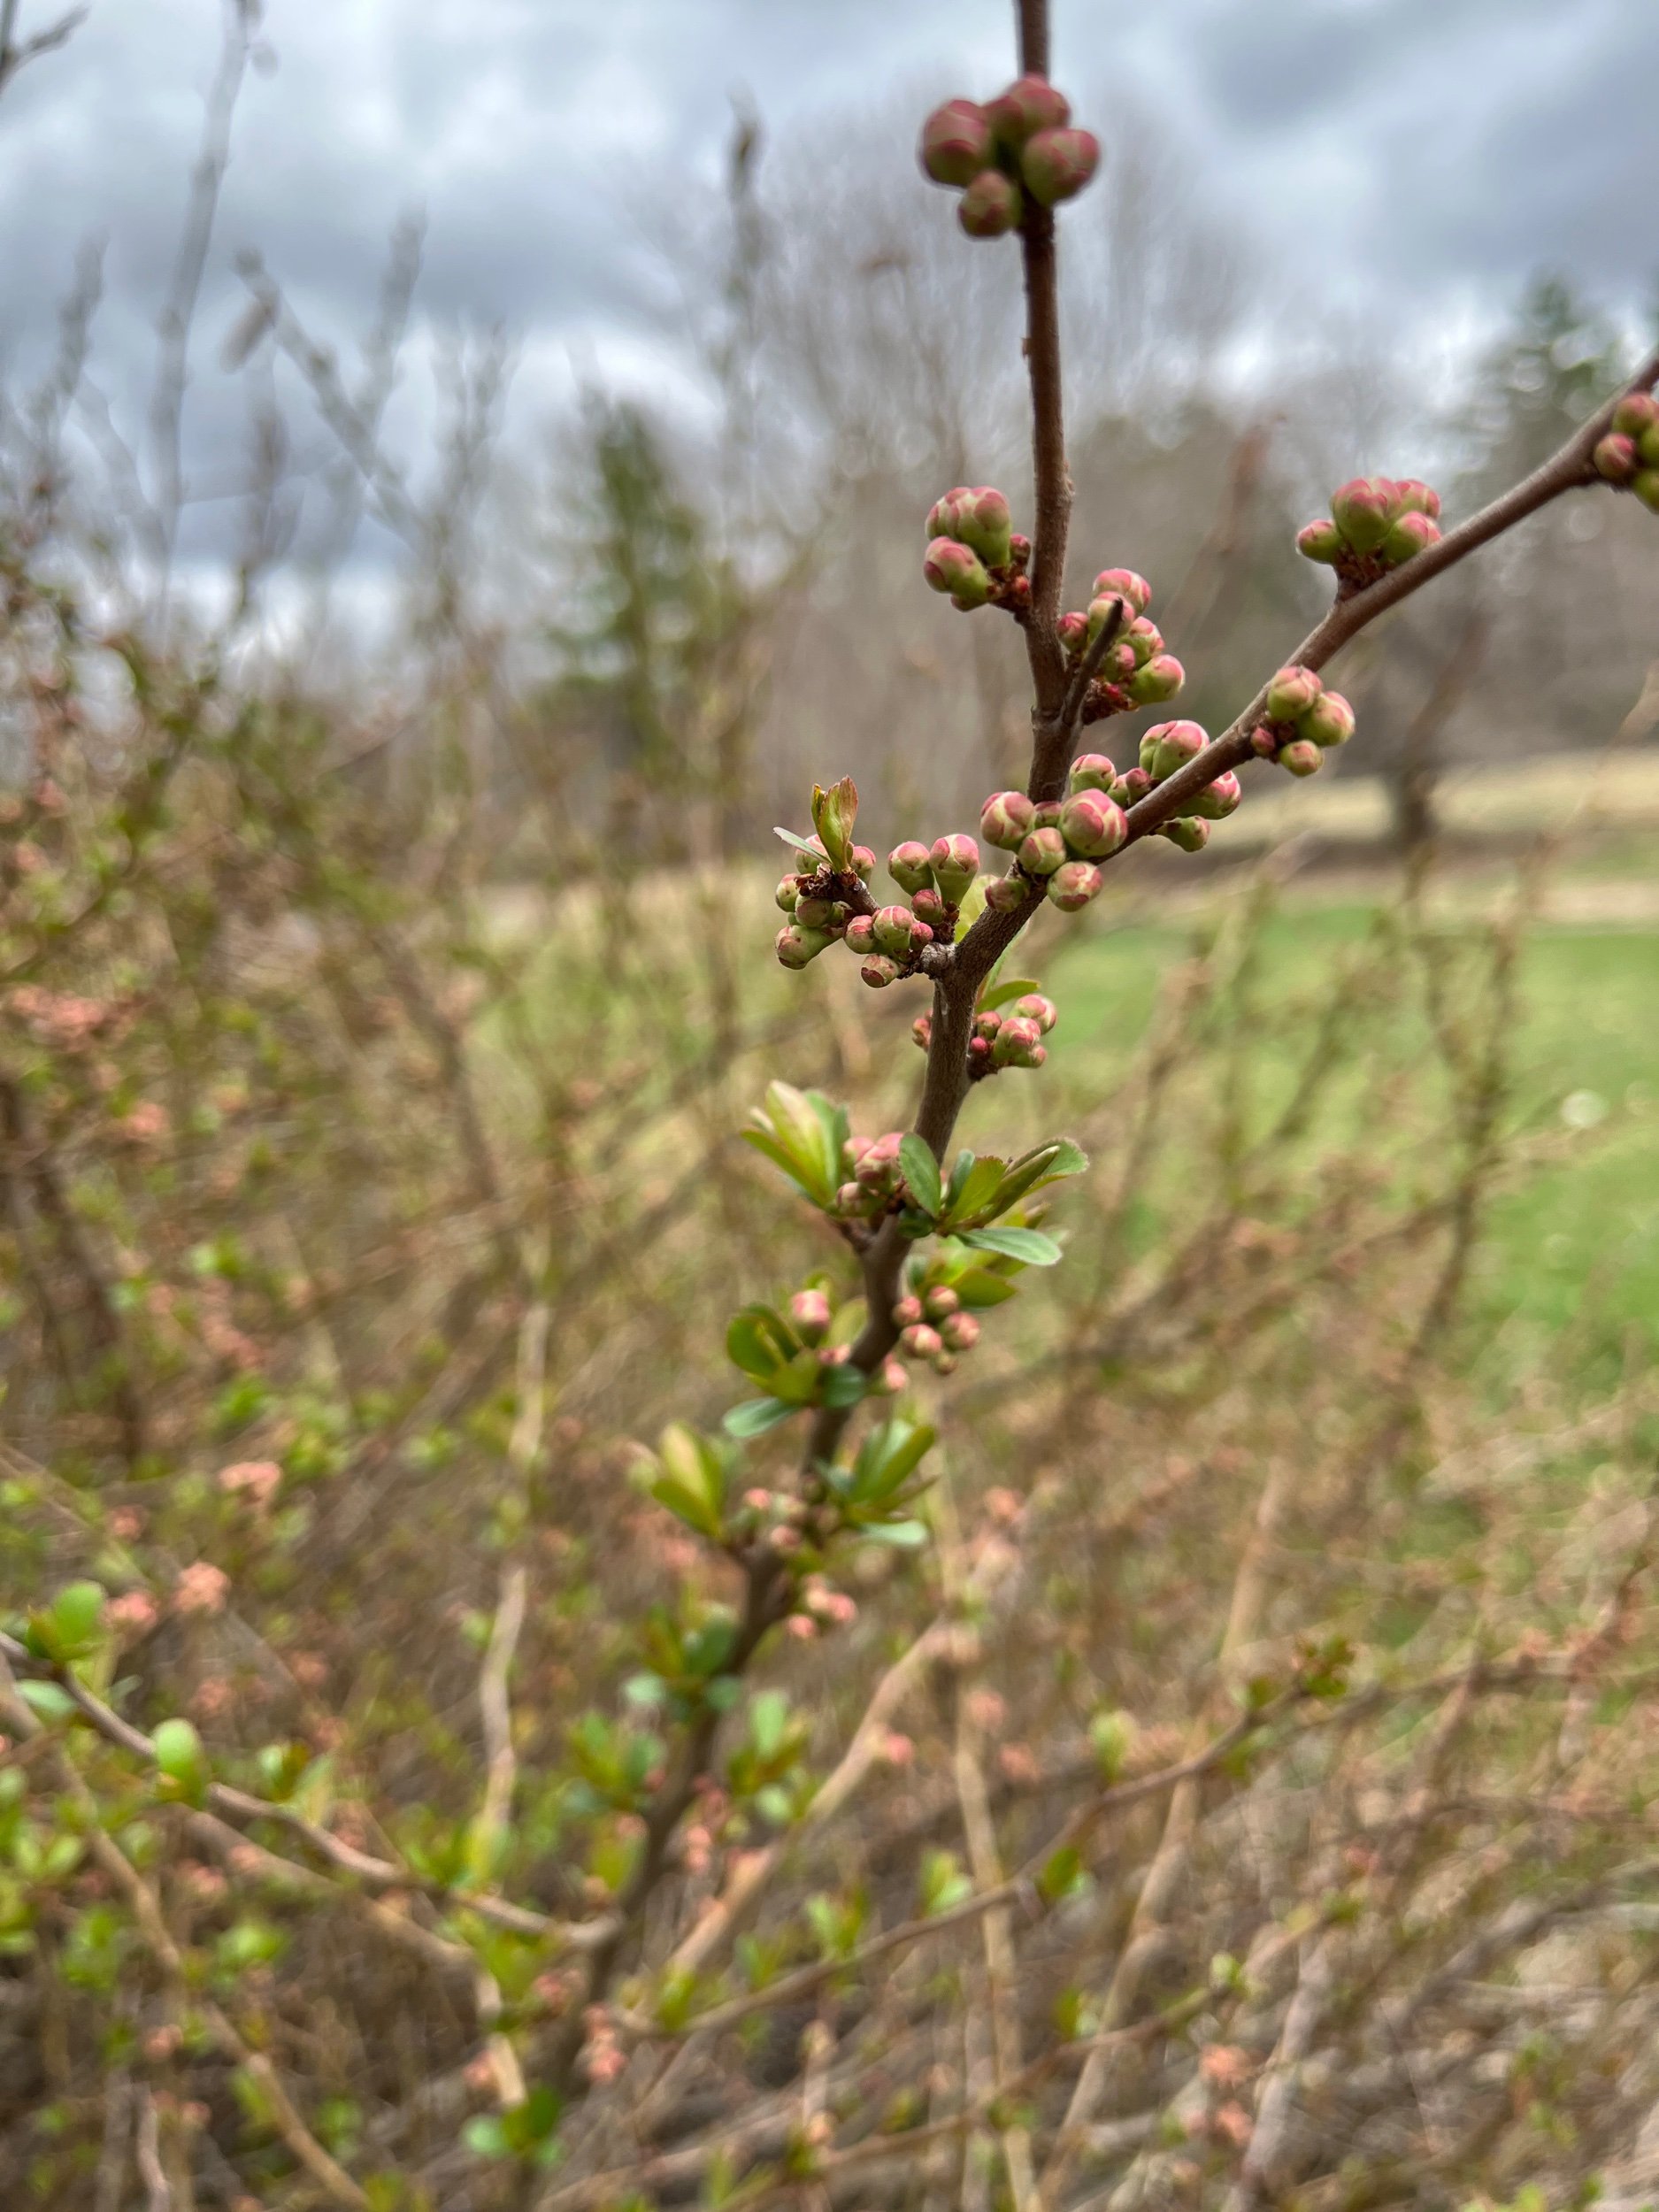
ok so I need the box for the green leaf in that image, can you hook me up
[857,1518,931,1549]
[15,1679,76,1724]
[810,777,858,871]
[722,1398,797,1440]
[849,1420,937,1504]
[979,975,1041,1014]
[941,1149,978,1212]
[818,1362,867,1409]
[939,1156,1008,1231]
[742,1083,843,1210]
[993,1138,1089,1213]
[960,1226,1063,1266]
[772,826,818,856]
[897,1135,941,1220]
[726,1306,798,1386]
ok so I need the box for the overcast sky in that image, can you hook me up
[0,0,1653,575]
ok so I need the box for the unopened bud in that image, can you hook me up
[1092,567,1152,614]
[1159,816,1210,853]
[967,1033,995,1071]
[794,893,834,928]
[919,98,995,187]
[873,1359,908,1395]
[1296,518,1342,565]
[1124,615,1164,665]
[924,536,992,609]
[994,1014,1044,1066]
[1110,766,1154,808]
[972,1010,1002,1041]
[861,953,902,989]
[1047,859,1103,910]
[1330,476,1397,554]
[954,487,1014,568]
[1633,470,1659,515]
[1279,738,1324,778]
[1014,993,1057,1033]
[1612,392,1659,439]
[1302,690,1355,748]
[892,1294,925,1328]
[929,833,980,902]
[833,1181,866,1215]
[940,1311,980,1352]
[924,1285,960,1319]
[1594,433,1639,485]
[790,1289,832,1343]
[980,789,1036,849]
[1140,719,1207,783]
[849,844,877,880]
[776,924,831,971]
[775,876,801,912]
[1021,126,1100,206]
[1393,478,1441,519]
[1127,653,1184,705]
[873,904,917,956]
[1018,826,1068,876]
[901,1323,944,1361]
[1086,593,1132,648]
[957,170,1023,239]
[1184,770,1241,822]
[844,913,877,956]
[933,1350,959,1375]
[911,1012,933,1050]
[888,841,934,895]
[1265,665,1322,720]
[1381,510,1440,565]
[1057,788,1127,858]
[1057,609,1088,651]
[983,872,1030,912]
[1032,800,1063,829]
[1068,753,1115,793]
[985,73,1071,146]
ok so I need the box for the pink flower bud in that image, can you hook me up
[911,1012,933,1050]
[1047,859,1103,910]
[986,73,1071,145]
[892,1294,925,1328]
[1187,770,1242,821]
[774,876,801,912]
[849,844,877,880]
[790,1289,832,1343]
[919,98,995,188]
[1330,476,1397,555]
[794,892,834,927]
[1032,799,1064,829]
[861,954,902,988]
[1612,392,1659,439]
[1380,510,1440,565]
[1092,567,1152,614]
[1058,788,1127,859]
[905,888,943,937]
[1635,470,1659,515]
[940,1311,980,1352]
[1594,433,1639,485]
[1393,478,1441,519]
[776,924,831,970]
[1086,593,1133,648]
[933,1350,959,1375]
[1265,665,1322,720]
[967,1033,995,1071]
[1057,609,1088,651]
[834,1181,867,1215]
[972,1010,1002,1041]
[901,1323,944,1360]
[994,1014,1045,1066]
[1126,653,1184,705]
[924,1284,960,1319]
[1110,766,1154,807]
[1014,993,1057,1033]
[873,1359,908,1395]
[1021,126,1100,206]
[872,905,916,956]
[1158,817,1210,853]
[1279,738,1324,778]
[1018,825,1068,876]
[1068,753,1116,793]
[924,536,992,609]
[946,486,1013,568]
[929,833,980,902]
[983,872,1029,912]
[1296,518,1342,565]
[888,841,934,894]
[844,913,877,955]
[980,789,1036,849]
[957,170,1023,239]
[1302,690,1355,748]
[1140,719,1207,783]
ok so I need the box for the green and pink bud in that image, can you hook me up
[873,905,918,956]
[981,789,1036,849]
[911,886,949,932]
[1595,433,1639,485]
[1612,393,1659,440]
[958,171,1023,239]
[892,1294,925,1328]
[1127,653,1184,705]
[1265,664,1322,720]
[985,73,1071,146]
[929,833,980,902]
[888,841,934,894]
[776,924,831,970]
[911,1011,933,1051]
[1086,593,1133,648]
[1296,518,1342,565]
[790,1289,832,1343]
[849,844,877,880]
[901,1322,944,1361]
[1092,567,1152,614]
[930,485,1014,568]
[1032,799,1064,829]
[924,536,992,609]
[983,872,1029,912]
[1279,738,1324,777]
[1058,788,1127,858]
[1381,510,1440,565]
[844,913,877,956]
[1140,719,1207,783]
[1110,766,1154,807]
[1187,770,1242,821]
[872,1359,908,1396]
[1069,753,1116,793]
[940,1310,980,1352]
[1047,859,1103,910]
[919,98,995,188]
[1302,690,1355,748]
[1633,471,1659,515]
[1331,477,1397,554]
[1124,615,1164,666]
[994,1014,1044,1066]
[1020,126,1100,206]
[1015,993,1057,1033]
[1393,479,1440,518]
[861,953,902,989]
[794,892,835,927]
[775,876,801,912]
[1158,817,1210,853]
[1057,610,1088,652]
[967,1033,995,1072]
[1018,826,1068,876]
[924,1284,960,1319]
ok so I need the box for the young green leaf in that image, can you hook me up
[959,1226,1064,1266]
[810,776,858,871]
[897,1134,941,1220]
[938,1155,1008,1230]
[979,975,1041,1014]
[722,1397,798,1440]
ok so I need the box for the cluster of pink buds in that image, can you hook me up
[978,755,1136,912]
[1248,665,1356,779]
[1129,721,1243,853]
[923,486,1032,615]
[891,1282,983,1375]
[918,75,1100,239]
[774,837,878,970]
[848,835,979,987]
[1593,393,1659,512]
[1056,569,1185,720]
[1298,478,1442,595]
[829,1130,934,1226]
[968,990,1056,1080]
